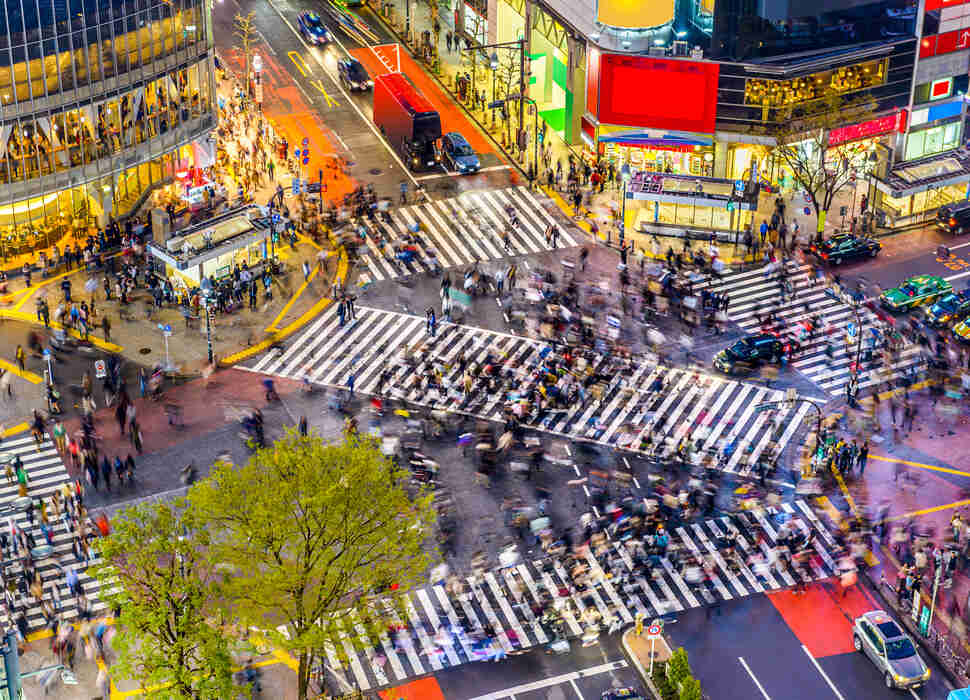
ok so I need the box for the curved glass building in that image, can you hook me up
[0,0,216,258]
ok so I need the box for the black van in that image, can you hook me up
[937,200,970,234]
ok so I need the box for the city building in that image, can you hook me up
[0,0,218,262]
[455,0,970,242]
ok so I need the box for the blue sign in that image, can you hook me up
[302,157,310,165]
[734,179,744,192]
[163,324,172,333]
[847,321,857,338]
[294,149,301,157]
[42,348,50,356]
[292,179,300,195]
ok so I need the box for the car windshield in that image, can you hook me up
[307,15,324,30]
[348,63,367,80]
[886,637,917,660]
[726,340,753,359]
[452,142,474,156]
[899,283,919,296]
[937,294,958,310]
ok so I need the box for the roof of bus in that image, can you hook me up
[376,72,437,116]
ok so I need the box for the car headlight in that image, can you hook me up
[893,673,904,682]
[367,80,374,86]
[922,668,931,680]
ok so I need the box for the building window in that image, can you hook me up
[743,59,888,109]
[904,121,963,161]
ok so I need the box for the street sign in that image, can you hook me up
[846,321,857,338]
[302,157,310,165]
[646,624,662,639]
[292,179,301,196]
[94,360,106,378]
[734,179,744,192]
[157,323,172,337]
[294,149,301,157]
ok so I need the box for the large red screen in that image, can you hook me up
[597,55,719,133]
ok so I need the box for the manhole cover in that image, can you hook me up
[368,168,382,175]
[138,347,152,355]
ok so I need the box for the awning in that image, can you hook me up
[599,130,713,148]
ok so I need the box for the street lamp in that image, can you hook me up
[490,52,498,127]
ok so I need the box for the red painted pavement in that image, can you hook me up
[768,584,881,658]
[378,677,446,700]
[222,44,357,205]
[349,44,495,156]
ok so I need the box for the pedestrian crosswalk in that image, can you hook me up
[319,500,840,692]
[357,186,578,282]
[248,305,809,477]
[0,435,106,631]
[701,263,922,396]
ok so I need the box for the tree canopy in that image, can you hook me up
[188,431,438,700]
[92,499,237,700]
[769,93,879,232]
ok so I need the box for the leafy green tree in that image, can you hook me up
[679,677,703,700]
[92,499,237,700]
[189,431,438,700]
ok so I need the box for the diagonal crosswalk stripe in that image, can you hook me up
[354,188,578,282]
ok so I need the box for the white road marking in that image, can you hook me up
[802,645,846,700]
[462,660,626,700]
[739,656,772,699]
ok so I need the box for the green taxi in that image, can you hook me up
[879,275,952,312]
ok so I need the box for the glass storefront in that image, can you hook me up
[600,142,714,177]
[743,59,888,111]
[628,198,752,238]
[0,149,185,260]
[881,184,966,220]
[904,121,962,162]
[0,61,211,185]
[0,0,215,255]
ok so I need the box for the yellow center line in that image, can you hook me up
[884,498,970,522]
[869,453,970,479]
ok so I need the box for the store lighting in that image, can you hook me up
[653,38,665,45]
[676,31,687,38]
[0,192,59,216]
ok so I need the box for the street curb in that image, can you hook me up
[620,628,665,699]
[219,249,348,366]
[0,309,123,354]
[860,567,964,690]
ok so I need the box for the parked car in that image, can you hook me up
[337,58,372,91]
[852,610,930,689]
[879,274,952,312]
[937,200,970,234]
[440,132,481,174]
[298,11,333,45]
[807,232,881,265]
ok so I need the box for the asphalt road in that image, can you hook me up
[434,634,641,700]
[667,582,954,700]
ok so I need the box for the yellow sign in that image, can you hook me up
[597,0,674,29]
[311,79,339,108]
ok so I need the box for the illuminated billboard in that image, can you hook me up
[596,0,674,29]
[597,54,720,134]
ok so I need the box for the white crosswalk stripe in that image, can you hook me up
[248,305,808,476]
[356,186,577,282]
[700,263,924,395]
[316,503,839,691]
[0,436,107,632]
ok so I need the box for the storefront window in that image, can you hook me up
[904,121,963,162]
[712,207,731,231]
[658,202,675,225]
[744,59,887,110]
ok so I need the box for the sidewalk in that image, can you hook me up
[621,627,672,697]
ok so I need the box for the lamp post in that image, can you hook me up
[490,52,498,128]
[619,163,632,246]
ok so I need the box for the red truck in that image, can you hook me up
[373,72,442,171]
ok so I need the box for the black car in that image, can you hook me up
[337,58,372,91]
[807,233,881,265]
[713,332,798,374]
[937,200,970,234]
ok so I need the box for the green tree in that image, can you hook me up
[92,499,237,700]
[679,677,703,700]
[768,93,879,234]
[189,432,438,700]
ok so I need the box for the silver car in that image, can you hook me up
[853,610,930,690]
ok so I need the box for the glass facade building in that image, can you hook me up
[0,0,216,258]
